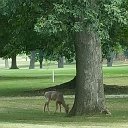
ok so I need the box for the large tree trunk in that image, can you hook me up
[69,29,106,115]
[10,54,18,69]
[58,56,64,68]
[29,51,36,69]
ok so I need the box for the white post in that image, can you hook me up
[52,69,55,83]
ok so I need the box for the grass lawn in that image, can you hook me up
[0,68,75,96]
[0,96,128,127]
[0,65,128,127]
[0,66,128,96]
[103,66,128,86]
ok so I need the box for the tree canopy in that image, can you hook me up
[35,0,128,59]
[0,0,43,58]
[0,0,128,60]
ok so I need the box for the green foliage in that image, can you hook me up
[35,0,128,60]
[0,0,44,58]
[36,15,63,34]
[1,0,128,60]
[97,0,128,58]
[103,1,127,24]
[36,0,100,33]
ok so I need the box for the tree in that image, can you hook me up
[38,49,44,69]
[0,0,44,69]
[0,14,9,57]
[5,59,9,68]
[107,51,115,67]
[100,1,128,67]
[70,31,105,115]
[35,0,128,116]
[10,54,19,69]
[1,0,75,69]
[29,51,36,69]
[58,56,64,68]
[124,49,128,60]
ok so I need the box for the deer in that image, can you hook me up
[43,91,69,114]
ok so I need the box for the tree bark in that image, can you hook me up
[29,51,36,69]
[69,29,106,115]
[58,56,64,68]
[10,54,19,69]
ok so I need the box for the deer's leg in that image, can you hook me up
[44,102,47,112]
[44,100,50,112]
[44,102,48,112]
[47,100,50,112]
[47,102,50,112]
[55,102,58,113]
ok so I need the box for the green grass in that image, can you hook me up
[0,68,75,96]
[0,65,128,127]
[0,96,128,126]
[103,66,128,86]
[103,66,128,77]
[0,66,128,96]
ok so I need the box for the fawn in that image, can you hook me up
[44,91,69,114]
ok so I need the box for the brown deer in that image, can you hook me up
[44,91,69,114]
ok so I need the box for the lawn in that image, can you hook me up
[103,66,128,86]
[0,66,128,96]
[0,66,128,127]
[0,96,128,127]
[0,68,75,96]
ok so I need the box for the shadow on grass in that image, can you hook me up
[0,76,50,80]
[104,84,128,94]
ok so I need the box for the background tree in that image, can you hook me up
[0,0,44,69]
[38,49,44,69]
[58,56,64,68]
[101,0,128,65]
[29,51,36,69]
[1,0,75,69]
